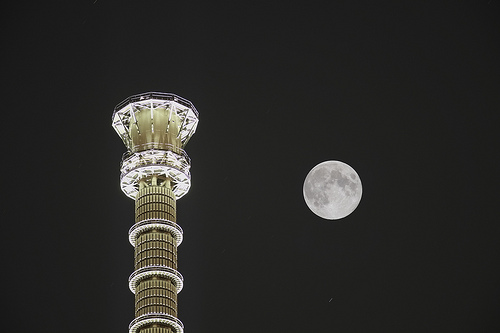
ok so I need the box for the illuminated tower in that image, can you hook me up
[112,92,199,333]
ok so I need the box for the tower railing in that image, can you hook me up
[121,143,190,167]
[114,92,199,118]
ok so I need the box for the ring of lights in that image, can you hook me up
[120,149,191,200]
[120,165,191,200]
[129,219,183,247]
[129,266,184,294]
[121,149,191,174]
[129,313,184,333]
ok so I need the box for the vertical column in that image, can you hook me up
[133,185,180,333]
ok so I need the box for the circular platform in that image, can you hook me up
[120,149,191,200]
[129,219,183,247]
[129,266,184,294]
[129,313,184,333]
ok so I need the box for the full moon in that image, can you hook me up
[303,160,362,220]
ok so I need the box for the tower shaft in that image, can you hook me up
[133,185,178,332]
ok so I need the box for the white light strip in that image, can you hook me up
[129,313,184,333]
[120,165,191,200]
[119,149,192,200]
[129,219,183,247]
[121,149,190,174]
[129,266,184,294]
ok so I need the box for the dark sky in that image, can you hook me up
[3,1,500,332]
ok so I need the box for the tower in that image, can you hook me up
[112,92,199,333]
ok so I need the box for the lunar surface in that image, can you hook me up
[303,160,362,220]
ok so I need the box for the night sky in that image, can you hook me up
[3,1,500,332]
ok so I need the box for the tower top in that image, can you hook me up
[112,92,199,200]
[112,92,199,152]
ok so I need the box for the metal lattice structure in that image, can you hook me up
[112,92,199,333]
[112,92,199,150]
[113,92,199,200]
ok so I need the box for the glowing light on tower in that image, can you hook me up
[112,92,199,333]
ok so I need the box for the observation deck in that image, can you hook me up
[112,92,199,200]
[112,92,199,151]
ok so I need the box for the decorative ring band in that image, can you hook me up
[129,313,184,333]
[129,266,184,294]
[129,219,183,247]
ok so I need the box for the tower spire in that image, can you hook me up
[112,92,199,333]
